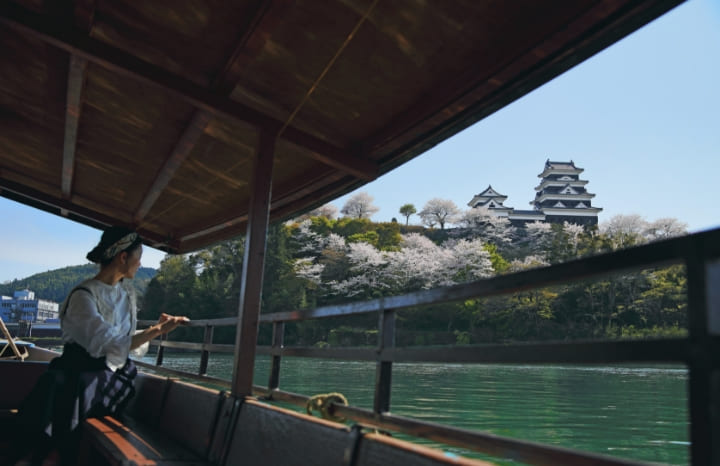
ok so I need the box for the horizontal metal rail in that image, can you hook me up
[137,317,238,327]
[149,340,234,353]
[133,359,231,388]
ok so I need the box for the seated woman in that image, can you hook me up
[13,226,188,465]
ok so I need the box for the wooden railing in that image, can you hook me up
[137,227,720,466]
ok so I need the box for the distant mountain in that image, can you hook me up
[0,264,157,303]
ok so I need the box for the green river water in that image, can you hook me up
[143,353,688,465]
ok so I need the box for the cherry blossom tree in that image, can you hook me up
[294,257,324,285]
[329,242,387,297]
[308,204,338,219]
[441,238,493,284]
[321,233,495,297]
[524,221,553,255]
[563,222,585,256]
[459,207,515,245]
[601,214,647,250]
[340,192,380,219]
[508,255,550,272]
[293,219,324,254]
[419,198,459,229]
[644,217,688,240]
[383,233,447,290]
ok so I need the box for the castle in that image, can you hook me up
[467,160,602,226]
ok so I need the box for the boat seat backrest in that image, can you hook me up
[123,372,169,426]
[157,379,227,459]
[224,398,353,466]
[0,361,48,409]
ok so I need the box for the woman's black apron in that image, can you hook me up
[12,343,137,464]
[19,342,137,433]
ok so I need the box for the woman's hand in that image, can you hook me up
[156,313,190,334]
[130,314,190,350]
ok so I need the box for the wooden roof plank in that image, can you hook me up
[0,2,379,181]
[210,0,292,94]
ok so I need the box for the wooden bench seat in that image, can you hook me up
[80,373,232,466]
[81,415,210,466]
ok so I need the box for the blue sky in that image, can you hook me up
[1,0,719,283]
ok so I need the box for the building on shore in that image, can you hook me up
[0,289,60,323]
[467,159,602,227]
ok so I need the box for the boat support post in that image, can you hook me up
[687,248,720,465]
[231,129,275,396]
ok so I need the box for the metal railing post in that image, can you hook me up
[268,321,285,390]
[199,324,214,376]
[155,332,166,366]
[686,247,719,466]
[374,305,395,414]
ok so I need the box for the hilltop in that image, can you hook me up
[0,264,157,303]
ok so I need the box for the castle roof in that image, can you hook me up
[538,159,583,177]
[467,185,509,208]
[546,159,576,170]
[474,185,506,198]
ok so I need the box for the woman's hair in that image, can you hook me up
[86,226,143,266]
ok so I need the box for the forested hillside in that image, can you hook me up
[141,209,690,346]
[0,264,157,303]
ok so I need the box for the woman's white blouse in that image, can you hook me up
[61,279,148,371]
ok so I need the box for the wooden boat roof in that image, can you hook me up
[0,0,681,253]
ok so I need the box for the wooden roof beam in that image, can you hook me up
[57,0,95,203]
[61,54,86,199]
[133,112,211,224]
[0,3,379,182]
[133,0,285,225]
[210,0,291,94]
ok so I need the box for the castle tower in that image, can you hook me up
[467,185,513,216]
[532,159,602,225]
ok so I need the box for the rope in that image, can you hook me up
[306,392,348,423]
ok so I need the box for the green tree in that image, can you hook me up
[399,204,417,225]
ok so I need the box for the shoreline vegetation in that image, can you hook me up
[139,210,688,348]
[6,211,689,349]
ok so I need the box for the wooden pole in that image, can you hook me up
[231,130,275,396]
